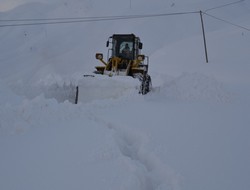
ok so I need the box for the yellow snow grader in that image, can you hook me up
[75,34,152,104]
[95,34,152,94]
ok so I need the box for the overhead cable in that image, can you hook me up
[204,0,245,12]
[0,11,199,22]
[203,12,250,32]
[0,11,199,28]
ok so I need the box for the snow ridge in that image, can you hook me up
[155,73,231,102]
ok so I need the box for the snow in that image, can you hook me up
[1,0,250,190]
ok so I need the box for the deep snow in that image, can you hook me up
[0,0,250,190]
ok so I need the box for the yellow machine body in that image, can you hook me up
[94,34,152,95]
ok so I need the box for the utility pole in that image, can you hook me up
[200,11,208,63]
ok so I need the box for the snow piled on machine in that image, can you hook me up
[77,75,141,103]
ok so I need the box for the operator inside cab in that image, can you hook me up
[121,43,132,59]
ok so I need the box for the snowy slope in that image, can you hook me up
[1,0,250,190]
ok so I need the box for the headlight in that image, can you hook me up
[137,55,145,61]
[96,53,103,60]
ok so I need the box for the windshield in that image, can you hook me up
[112,37,135,60]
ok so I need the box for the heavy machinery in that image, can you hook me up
[75,34,152,104]
[95,34,152,95]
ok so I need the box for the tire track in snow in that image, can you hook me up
[91,115,181,190]
[111,124,156,190]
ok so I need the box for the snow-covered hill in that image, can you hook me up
[1,1,250,190]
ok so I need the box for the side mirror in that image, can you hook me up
[96,53,103,60]
[106,41,109,47]
[139,42,143,49]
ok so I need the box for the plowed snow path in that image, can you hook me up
[91,115,180,190]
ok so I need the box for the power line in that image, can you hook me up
[204,0,245,12]
[0,15,139,22]
[0,0,244,23]
[0,0,246,27]
[0,11,199,28]
[0,3,249,33]
[203,12,250,32]
[0,11,199,22]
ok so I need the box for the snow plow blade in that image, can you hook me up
[75,75,141,104]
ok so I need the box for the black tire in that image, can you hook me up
[140,74,152,95]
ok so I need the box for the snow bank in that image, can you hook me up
[154,72,231,102]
